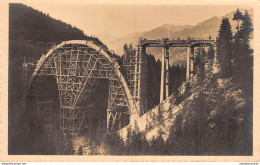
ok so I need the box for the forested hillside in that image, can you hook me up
[11,4,91,42]
[9,3,115,69]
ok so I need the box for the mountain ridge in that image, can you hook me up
[99,8,253,62]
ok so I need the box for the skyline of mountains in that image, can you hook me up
[96,8,253,65]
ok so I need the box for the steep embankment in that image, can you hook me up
[119,60,248,149]
[119,78,197,141]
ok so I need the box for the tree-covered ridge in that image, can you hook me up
[9,4,84,42]
[9,3,109,50]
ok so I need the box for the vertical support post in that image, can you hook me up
[137,46,142,114]
[213,46,217,63]
[119,113,122,129]
[107,78,111,132]
[186,47,190,80]
[107,112,110,132]
[72,109,75,135]
[165,47,170,98]
[138,46,147,116]
[190,47,194,78]
[160,47,165,103]
[134,47,139,100]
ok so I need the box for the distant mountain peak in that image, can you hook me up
[208,16,219,21]
[159,24,193,28]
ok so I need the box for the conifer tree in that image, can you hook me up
[104,132,125,155]
[124,127,133,154]
[129,43,133,50]
[131,121,143,154]
[197,48,206,88]
[232,9,253,90]
[156,106,164,127]
[194,48,202,75]
[149,129,165,155]
[146,54,161,109]
[123,43,130,65]
[205,46,216,87]
[231,9,253,153]
[78,146,84,155]
[233,9,243,33]
[141,135,149,154]
[241,10,253,44]
[216,17,233,79]
[165,114,183,154]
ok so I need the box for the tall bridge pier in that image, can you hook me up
[160,46,170,101]
[186,46,195,80]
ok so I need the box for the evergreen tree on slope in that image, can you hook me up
[216,17,233,79]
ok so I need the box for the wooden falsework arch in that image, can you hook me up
[26,40,138,134]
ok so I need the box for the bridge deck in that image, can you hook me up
[138,38,216,47]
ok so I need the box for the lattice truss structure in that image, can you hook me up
[123,51,137,97]
[28,43,130,135]
[135,46,147,116]
[122,47,147,116]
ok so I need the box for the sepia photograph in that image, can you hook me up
[2,0,259,161]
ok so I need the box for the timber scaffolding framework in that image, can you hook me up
[23,40,137,135]
[123,47,147,116]
[123,51,136,97]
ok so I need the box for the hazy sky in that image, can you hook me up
[25,3,250,37]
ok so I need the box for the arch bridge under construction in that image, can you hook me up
[22,38,216,135]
